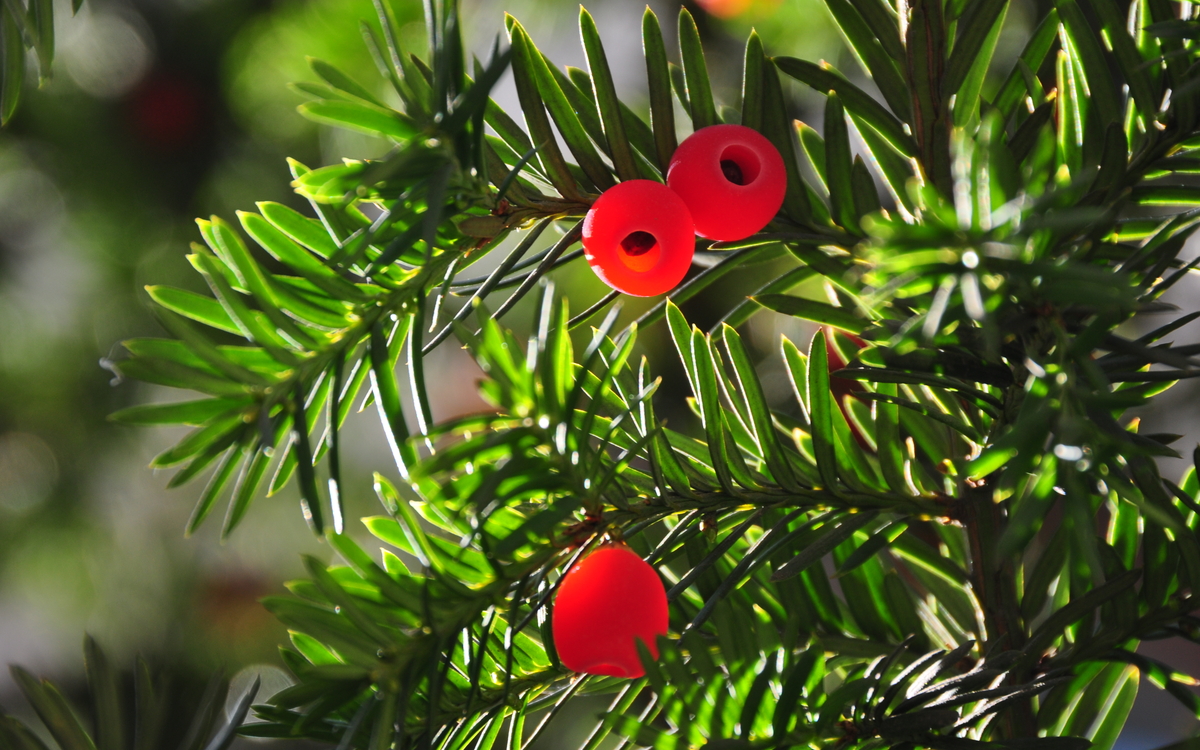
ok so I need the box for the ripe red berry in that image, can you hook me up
[667,124,787,241]
[551,543,669,678]
[694,0,780,18]
[694,0,752,18]
[582,180,695,297]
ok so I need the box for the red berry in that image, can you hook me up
[582,180,695,297]
[128,71,203,150]
[694,0,752,18]
[694,0,780,18]
[667,124,787,241]
[551,543,668,678]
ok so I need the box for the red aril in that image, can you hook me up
[667,124,786,241]
[551,543,668,678]
[582,180,695,297]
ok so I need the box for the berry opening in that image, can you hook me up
[719,144,761,185]
[621,231,656,255]
[721,160,744,185]
[619,230,660,272]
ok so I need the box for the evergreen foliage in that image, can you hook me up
[0,0,76,125]
[0,637,257,750]
[10,0,1200,747]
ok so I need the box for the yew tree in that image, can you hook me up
[7,0,1200,748]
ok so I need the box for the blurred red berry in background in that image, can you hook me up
[693,0,780,19]
[128,71,203,150]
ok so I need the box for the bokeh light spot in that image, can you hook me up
[0,432,58,516]
[61,9,153,99]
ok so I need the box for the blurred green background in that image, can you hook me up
[0,0,1197,745]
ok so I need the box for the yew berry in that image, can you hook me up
[582,180,696,297]
[694,0,752,18]
[694,0,780,18]
[666,124,786,241]
[551,543,669,678]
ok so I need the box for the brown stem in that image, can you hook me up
[961,482,1036,738]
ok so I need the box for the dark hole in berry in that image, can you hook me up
[721,159,745,185]
[621,231,657,256]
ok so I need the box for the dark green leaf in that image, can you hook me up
[1,7,25,126]
[761,55,812,223]
[851,155,881,221]
[150,411,245,468]
[309,57,386,107]
[116,356,247,399]
[84,636,125,750]
[371,319,414,476]
[722,324,798,491]
[798,122,827,190]
[176,674,229,750]
[146,286,241,336]
[633,244,783,331]
[691,329,744,494]
[110,398,247,427]
[836,520,907,577]
[944,0,1006,102]
[29,0,52,83]
[816,678,869,733]
[579,8,638,182]
[505,17,581,199]
[677,8,717,129]
[328,531,422,611]
[258,202,339,259]
[669,62,690,122]
[775,56,917,157]
[568,66,659,173]
[187,443,246,536]
[0,717,53,750]
[222,445,272,538]
[1086,0,1158,125]
[1056,0,1121,127]
[825,0,910,121]
[740,32,764,131]
[993,9,1059,119]
[298,100,417,140]
[755,294,866,333]
[772,512,877,581]
[10,666,97,750]
[190,250,301,365]
[824,93,858,233]
[1020,570,1140,670]
[511,20,612,191]
[805,329,839,490]
[201,678,259,750]
[152,309,271,386]
[240,210,365,302]
[852,113,916,214]
[303,556,397,647]
[642,8,676,171]
[291,390,324,536]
